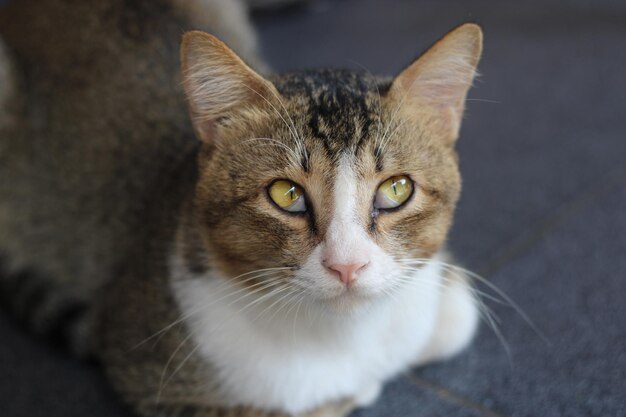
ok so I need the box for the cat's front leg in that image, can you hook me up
[415,264,479,366]
[299,398,356,417]
[353,382,382,408]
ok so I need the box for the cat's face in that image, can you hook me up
[181,25,482,312]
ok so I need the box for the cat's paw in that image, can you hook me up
[354,382,382,408]
[302,398,357,417]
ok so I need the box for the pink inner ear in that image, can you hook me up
[181,31,280,145]
[390,58,479,143]
[389,25,482,136]
[193,116,217,144]
[398,62,475,108]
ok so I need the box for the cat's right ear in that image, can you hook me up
[180,31,278,144]
[388,23,483,144]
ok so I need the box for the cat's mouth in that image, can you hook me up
[312,284,385,314]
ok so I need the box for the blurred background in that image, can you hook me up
[1,0,625,416]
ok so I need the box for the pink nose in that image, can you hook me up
[324,262,368,287]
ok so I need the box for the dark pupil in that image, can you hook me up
[392,178,398,195]
[288,185,295,200]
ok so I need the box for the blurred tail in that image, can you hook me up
[0,255,93,356]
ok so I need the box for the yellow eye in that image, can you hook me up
[374,175,413,209]
[268,180,307,213]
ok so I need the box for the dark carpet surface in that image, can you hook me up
[1,1,625,416]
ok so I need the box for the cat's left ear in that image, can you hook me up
[180,31,278,144]
[389,23,483,144]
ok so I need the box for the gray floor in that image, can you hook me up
[1,1,625,416]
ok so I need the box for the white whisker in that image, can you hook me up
[238,82,307,165]
[397,258,549,345]
[131,267,292,350]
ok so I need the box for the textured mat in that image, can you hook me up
[1,1,625,416]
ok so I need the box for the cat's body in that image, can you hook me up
[0,0,258,350]
[0,1,483,416]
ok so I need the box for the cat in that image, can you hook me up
[0,1,483,416]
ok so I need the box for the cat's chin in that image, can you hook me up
[315,289,384,315]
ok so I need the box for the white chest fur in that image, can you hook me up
[171,260,444,415]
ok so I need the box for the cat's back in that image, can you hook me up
[0,0,256,347]
[0,0,190,128]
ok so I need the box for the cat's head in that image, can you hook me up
[179,24,482,312]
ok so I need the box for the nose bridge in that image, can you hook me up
[325,215,365,261]
[323,155,370,264]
